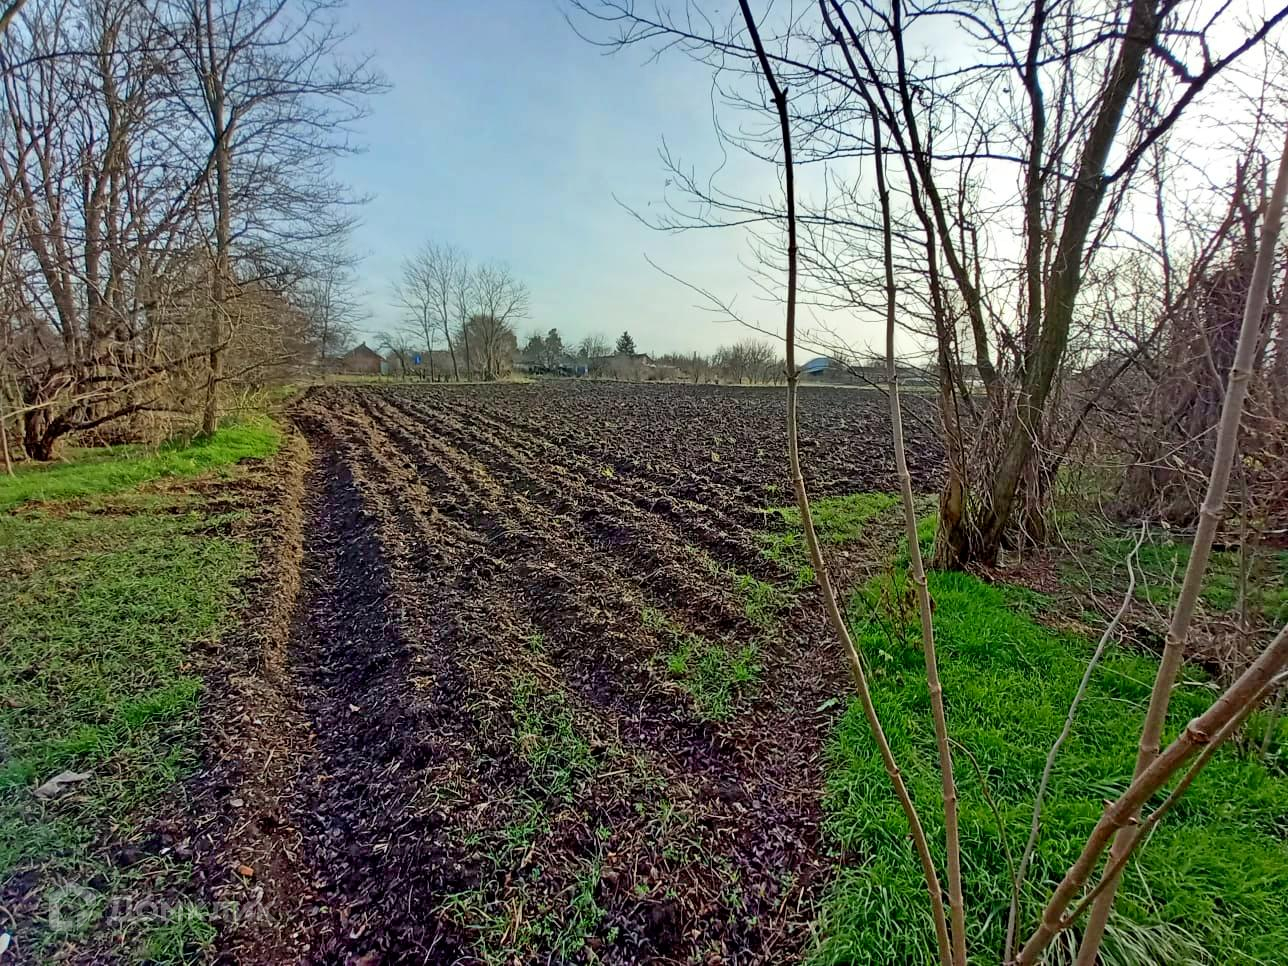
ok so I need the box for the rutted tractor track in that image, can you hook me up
[268,381,941,964]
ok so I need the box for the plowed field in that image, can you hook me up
[241,381,942,964]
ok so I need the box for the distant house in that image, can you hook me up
[589,352,653,379]
[339,342,383,375]
[383,348,460,380]
[799,355,935,388]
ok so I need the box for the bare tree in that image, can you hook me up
[395,242,465,381]
[713,338,776,383]
[0,0,381,457]
[301,240,364,366]
[0,0,27,37]
[576,332,611,362]
[567,0,1288,568]
[162,0,385,434]
[462,313,518,381]
[1069,122,1288,966]
[0,0,198,459]
[377,329,413,378]
[728,5,956,962]
[473,261,530,335]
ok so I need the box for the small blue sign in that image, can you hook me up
[413,353,422,365]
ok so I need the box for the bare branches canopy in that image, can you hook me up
[0,0,385,458]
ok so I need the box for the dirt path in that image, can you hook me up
[216,382,940,964]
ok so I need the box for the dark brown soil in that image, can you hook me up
[206,381,942,964]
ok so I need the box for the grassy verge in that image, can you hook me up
[762,493,1288,964]
[0,419,279,511]
[1071,525,1288,626]
[0,422,278,960]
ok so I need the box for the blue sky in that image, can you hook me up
[333,0,809,355]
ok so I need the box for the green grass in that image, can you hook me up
[732,571,787,628]
[761,493,900,586]
[665,634,759,721]
[511,676,598,799]
[814,569,1288,965]
[441,852,606,965]
[140,901,217,964]
[445,676,610,965]
[0,421,277,959]
[1080,530,1288,625]
[643,607,760,720]
[0,419,279,511]
[0,503,253,871]
[696,552,789,629]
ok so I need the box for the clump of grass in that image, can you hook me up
[761,492,901,587]
[441,855,606,965]
[139,901,217,965]
[733,571,787,628]
[0,418,279,511]
[696,552,788,629]
[757,526,816,590]
[558,859,606,959]
[510,676,597,798]
[814,569,1288,965]
[665,633,759,721]
[498,795,549,864]
[642,608,760,720]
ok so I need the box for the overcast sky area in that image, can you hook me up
[332,1,862,357]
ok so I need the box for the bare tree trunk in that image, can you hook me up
[442,321,458,381]
[1075,123,1288,964]
[941,0,1162,567]
[200,0,230,437]
[752,2,955,962]
[0,401,13,475]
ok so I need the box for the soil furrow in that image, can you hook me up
[242,381,941,963]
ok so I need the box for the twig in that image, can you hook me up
[739,2,953,963]
[1017,622,1288,963]
[1005,520,1145,961]
[1061,669,1286,929]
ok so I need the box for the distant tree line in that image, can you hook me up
[515,327,787,384]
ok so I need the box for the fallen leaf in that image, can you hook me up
[236,864,255,878]
[33,770,91,800]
